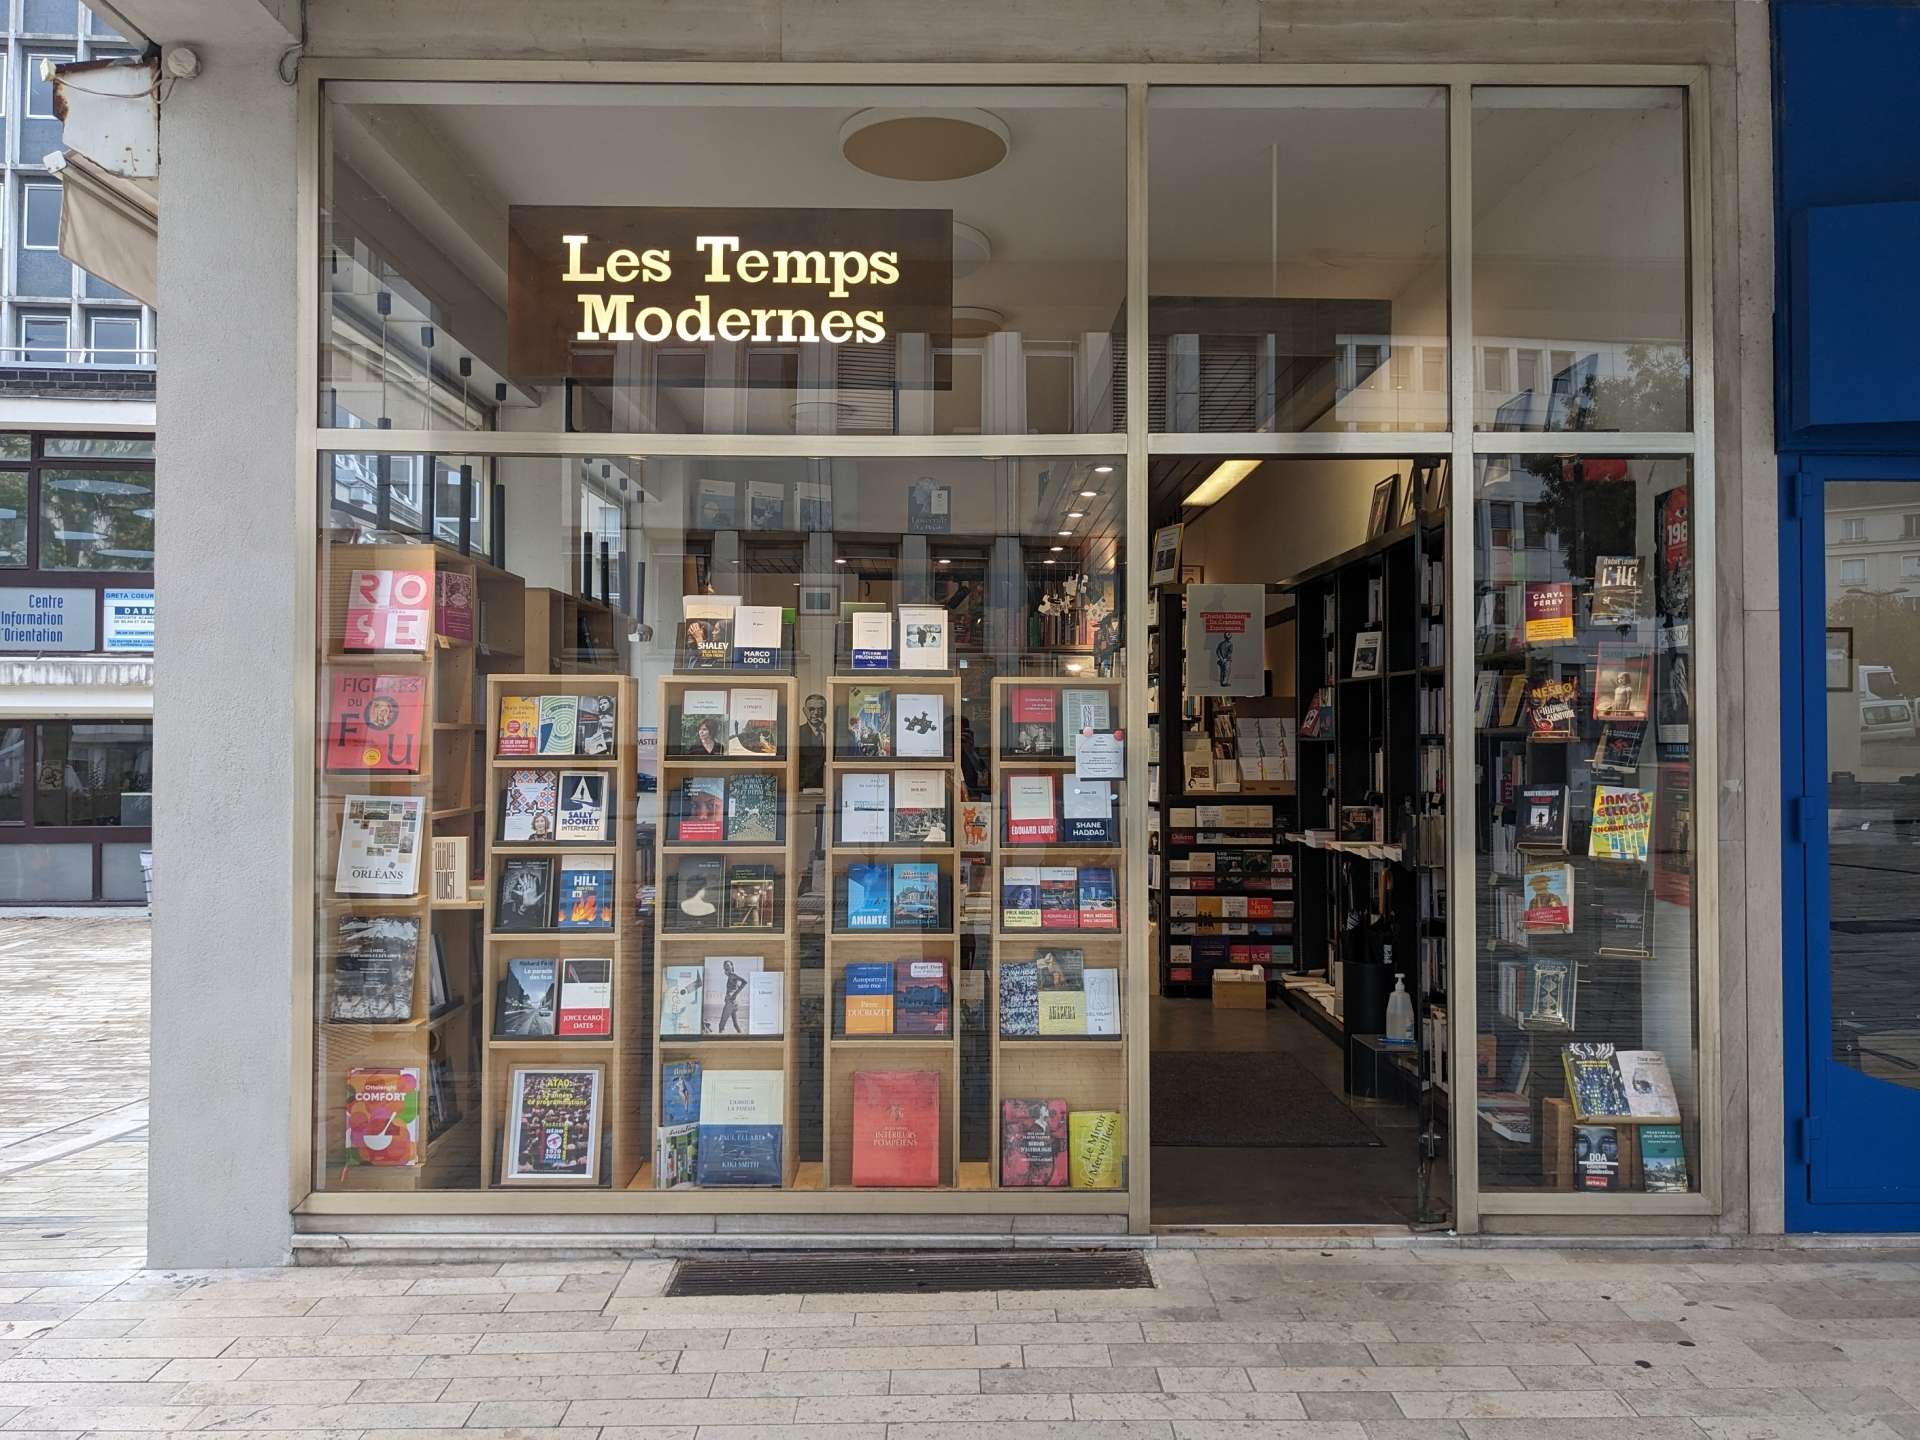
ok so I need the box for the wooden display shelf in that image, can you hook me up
[988,675,1130,1194]
[822,674,964,1192]
[479,674,642,1190]
[524,586,629,675]
[649,675,802,1193]
[315,540,525,1194]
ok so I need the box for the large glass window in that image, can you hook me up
[1149,87,1449,433]
[0,470,25,565]
[1471,455,1700,1194]
[312,449,1128,1195]
[39,466,154,569]
[34,721,152,826]
[1472,88,1690,432]
[322,86,1126,437]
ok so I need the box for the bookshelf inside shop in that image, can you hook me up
[645,674,802,1190]
[1285,511,1448,1107]
[1473,463,1695,1194]
[524,585,629,675]
[1151,587,1298,1001]
[317,541,520,1191]
[478,674,642,1188]
[988,675,1129,1193]
[822,673,966,1189]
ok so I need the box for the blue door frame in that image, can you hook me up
[1781,453,1920,1232]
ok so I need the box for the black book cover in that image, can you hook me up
[667,855,724,931]
[494,857,554,932]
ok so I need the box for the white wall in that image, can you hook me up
[148,42,299,1268]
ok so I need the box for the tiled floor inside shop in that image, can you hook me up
[8,917,1920,1439]
[1149,995,1436,1227]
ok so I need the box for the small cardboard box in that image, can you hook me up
[1211,969,1267,1010]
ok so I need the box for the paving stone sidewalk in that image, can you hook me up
[6,917,1920,1439]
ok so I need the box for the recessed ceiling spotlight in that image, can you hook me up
[834,557,847,565]
[840,107,1011,181]
[1093,465,1115,474]
[938,557,952,565]
[1080,489,1098,498]
[1043,558,1056,564]
[1050,545,1065,552]
[1067,511,1084,519]
[1057,529,1073,537]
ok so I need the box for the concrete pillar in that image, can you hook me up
[149,44,298,1268]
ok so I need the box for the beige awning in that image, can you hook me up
[48,148,157,307]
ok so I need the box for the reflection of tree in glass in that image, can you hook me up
[40,469,153,570]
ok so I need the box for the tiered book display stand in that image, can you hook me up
[987,675,1128,1191]
[478,674,642,1187]
[822,673,967,1189]
[317,541,523,1190]
[643,675,801,1189]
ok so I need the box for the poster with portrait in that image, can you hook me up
[1184,584,1265,697]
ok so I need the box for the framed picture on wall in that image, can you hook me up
[1826,626,1854,693]
[1396,465,1424,527]
[1150,523,1184,588]
[1367,474,1399,538]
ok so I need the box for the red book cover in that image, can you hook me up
[1012,686,1058,725]
[326,671,426,773]
[555,958,612,1037]
[1003,774,1059,844]
[893,959,952,1036]
[1039,868,1080,929]
[1248,896,1274,920]
[436,569,474,641]
[851,1070,940,1188]
[343,568,432,651]
[999,1098,1069,1187]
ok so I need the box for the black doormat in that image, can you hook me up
[665,1249,1153,1297]
[1151,1050,1384,1148]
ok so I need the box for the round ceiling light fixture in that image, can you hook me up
[840,108,1011,182]
[951,221,993,281]
[951,305,1006,339]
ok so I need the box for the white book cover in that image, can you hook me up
[726,687,780,755]
[895,692,945,757]
[1061,687,1112,756]
[661,966,703,1036]
[850,609,893,665]
[1062,778,1113,820]
[745,479,786,530]
[702,955,764,1036]
[840,773,891,844]
[748,972,784,1036]
[1084,969,1120,1035]
[898,604,950,671]
[1007,775,1055,826]
[732,604,782,654]
[1616,1050,1681,1118]
[697,1068,784,1126]
[335,795,424,895]
[894,769,948,843]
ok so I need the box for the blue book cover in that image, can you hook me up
[695,1070,783,1187]
[844,961,894,996]
[660,1060,701,1128]
[846,862,892,929]
[892,861,941,929]
[554,856,615,929]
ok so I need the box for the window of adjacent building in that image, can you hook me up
[1841,517,1867,542]
[21,185,61,250]
[1902,555,1920,579]
[1473,88,1690,431]
[23,54,69,119]
[0,470,24,566]
[1841,557,1868,585]
[1903,514,1920,540]
[38,465,153,569]
[19,314,67,363]
[33,721,152,827]
[23,1,78,34]
[1147,85,1448,433]
[87,314,138,364]
[0,726,21,824]
[44,435,153,459]
[82,4,121,37]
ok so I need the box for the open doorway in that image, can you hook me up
[1147,456,1452,1227]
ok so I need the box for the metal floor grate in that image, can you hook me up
[664,1249,1154,1297]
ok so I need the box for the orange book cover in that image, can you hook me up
[850,1070,940,1188]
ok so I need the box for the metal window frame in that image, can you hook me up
[290,60,1719,1234]
[18,177,55,248]
[19,48,64,118]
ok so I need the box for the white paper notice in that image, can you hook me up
[1075,730,1124,779]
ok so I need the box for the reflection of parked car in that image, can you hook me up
[1861,697,1917,742]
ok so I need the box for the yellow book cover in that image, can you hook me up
[1037,991,1086,1036]
[844,994,894,1036]
[498,696,539,756]
[1069,1109,1123,1189]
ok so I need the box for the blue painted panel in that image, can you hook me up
[1798,203,1920,428]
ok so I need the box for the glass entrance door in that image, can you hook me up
[1795,466,1920,1214]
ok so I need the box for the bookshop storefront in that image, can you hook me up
[140,0,1780,1265]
